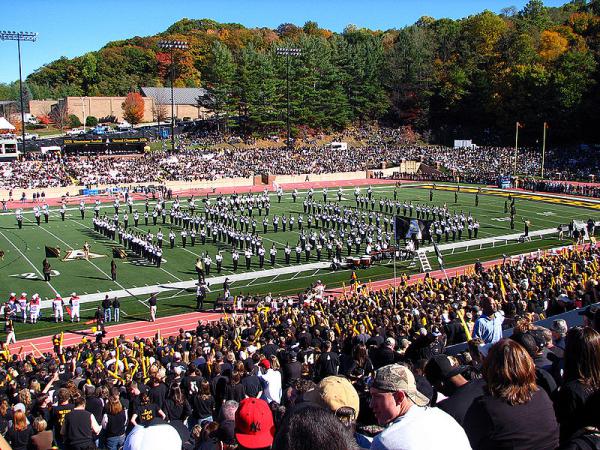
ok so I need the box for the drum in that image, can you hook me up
[360,255,371,268]
[352,257,361,268]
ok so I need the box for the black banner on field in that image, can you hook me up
[394,216,433,242]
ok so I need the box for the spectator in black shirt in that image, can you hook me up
[163,383,192,423]
[463,339,559,450]
[62,396,102,450]
[554,327,600,444]
[130,393,166,427]
[148,375,168,410]
[6,407,32,450]
[371,337,398,370]
[84,385,105,429]
[345,343,374,379]
[101,394,127,450]
[261,337,279,359]
[52,388,74,447]
[225,371,246,403]
[444,311,468,345]
[282,351,302,391]
[192,380,215,425]
[424,354,485,426]
[314,341,339,382]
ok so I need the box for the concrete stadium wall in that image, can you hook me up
[0,176,254,200]
[0,168,384,201]
[274,171,366,184]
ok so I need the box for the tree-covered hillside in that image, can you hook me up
[1,1,600,144]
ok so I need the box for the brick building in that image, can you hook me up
[29,87,213,124]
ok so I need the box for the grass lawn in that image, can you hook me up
[0,182,594,340]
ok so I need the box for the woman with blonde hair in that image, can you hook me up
[463,339,559,450]
[269,354,281,371]
[30,417,53,450]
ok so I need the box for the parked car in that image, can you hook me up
[66,128,86,136]
[116,121,133,131]
[16,133,39,141]
[91,125,111,135]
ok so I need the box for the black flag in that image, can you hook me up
[433,240,444,270]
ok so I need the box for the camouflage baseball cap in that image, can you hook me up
[370,364,429,407]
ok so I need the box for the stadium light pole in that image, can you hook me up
[0,31,38,153]
[541,122,548,179]
[276,47,301,150]
[158,40,188,152]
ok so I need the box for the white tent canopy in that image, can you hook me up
[0,117,15,130]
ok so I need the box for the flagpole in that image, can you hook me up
[514,122,519,174]
[392,217,398,308]
[541,122,547,179]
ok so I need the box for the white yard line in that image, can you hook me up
[36,218,150,309]
[0,230,58,294]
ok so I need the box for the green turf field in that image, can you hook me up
[1,182,595,340]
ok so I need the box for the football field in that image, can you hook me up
[1,182,597,340]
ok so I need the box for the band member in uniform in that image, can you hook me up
[80,200,85,219]
[60,203,66,221]
[232,249,239,271]
[157,229,163,248]
[245,248,252,269]
[196,281,209,311]
[195,258,204,282]
[169,230,176,249]
[216,251,223,273]
[16,209,23,229]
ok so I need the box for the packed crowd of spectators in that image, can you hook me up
[9,124,600,192]
[0,143,543,190]
[0,152,72,189]
[522,179,600,199]
[1,244,600,449]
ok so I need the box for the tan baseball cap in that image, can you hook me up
[370,364,429,407]
[304,376,360,417]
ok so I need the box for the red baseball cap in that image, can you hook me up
[235,398,275,449]
[259,359,271,370]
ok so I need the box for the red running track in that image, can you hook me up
[10,311,222,355]
[11,246,576,355]
[325,257,506,296]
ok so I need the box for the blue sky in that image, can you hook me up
[0,0,568,84]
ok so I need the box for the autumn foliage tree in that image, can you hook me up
[122,92,145,124]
